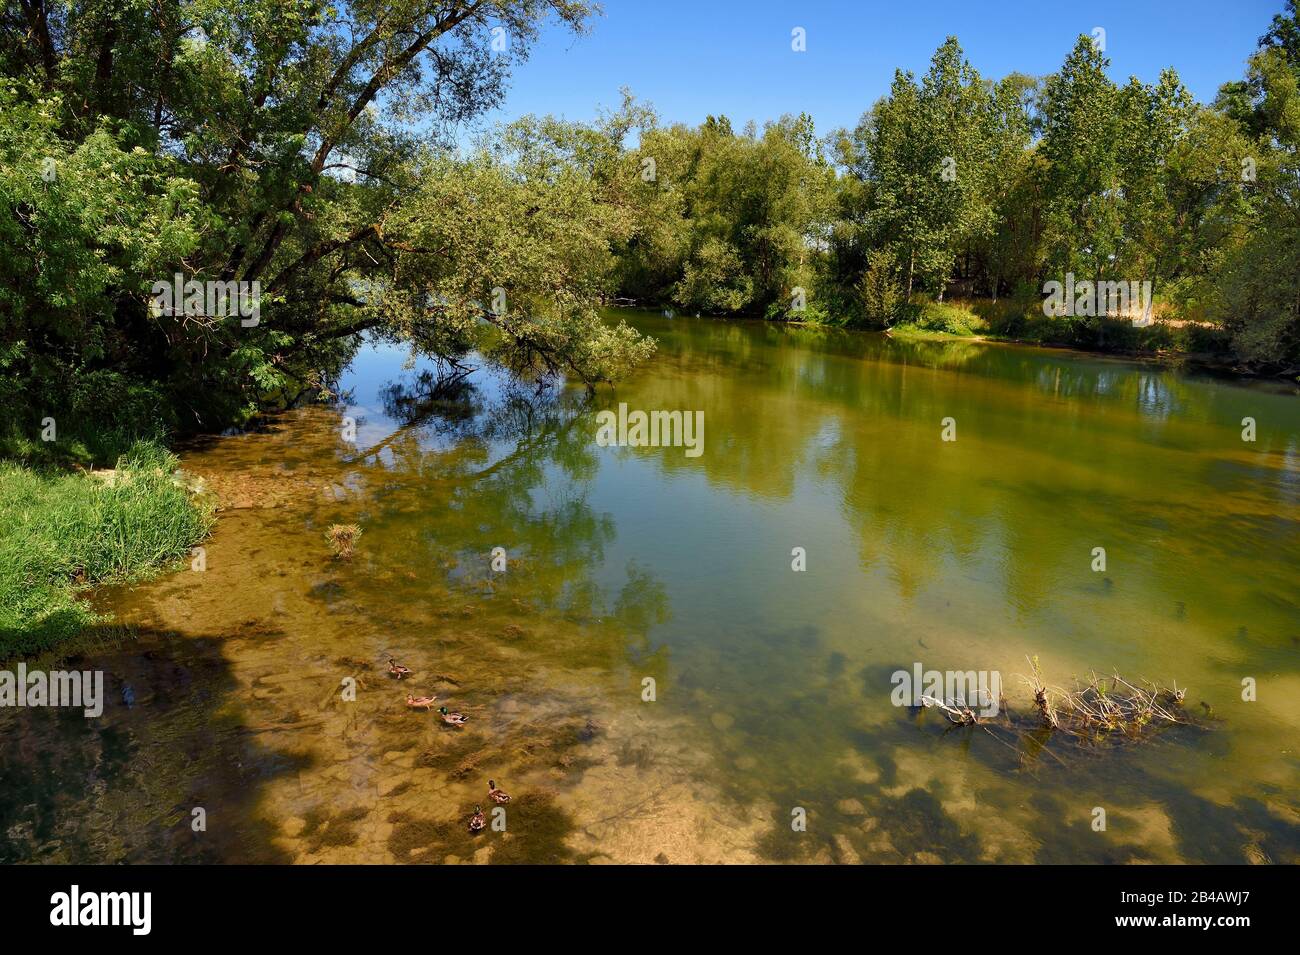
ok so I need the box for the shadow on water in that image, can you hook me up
[0,624,302,863]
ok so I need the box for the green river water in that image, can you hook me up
[2,310,1298,863]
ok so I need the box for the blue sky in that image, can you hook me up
[481,0,1282,134]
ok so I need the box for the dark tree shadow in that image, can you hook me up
[0,623,310,863]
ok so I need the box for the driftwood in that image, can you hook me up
[917,656,1204,760]
[1017,655,1190,741]
[919,695,980,726]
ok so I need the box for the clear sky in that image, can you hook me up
[481,0,1282,134]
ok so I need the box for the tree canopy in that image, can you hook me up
[605,8,1300,373]
[1,0,653,455]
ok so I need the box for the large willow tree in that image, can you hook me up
[0,0,652,447]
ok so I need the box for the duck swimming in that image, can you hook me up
[439,706,469,726]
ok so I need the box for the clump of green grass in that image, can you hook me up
[0,440,214,660]
[892,298,989,337]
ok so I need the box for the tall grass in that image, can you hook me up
[0,440,214,659]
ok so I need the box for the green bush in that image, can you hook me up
[889,297,988,337]
[915,300,987,336]
[858,249,905,326]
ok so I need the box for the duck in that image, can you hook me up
[487,779,511,804]
[468,805,486,833]
[405,695,437,711]
[388,658,412,679]
[439,706,469,727]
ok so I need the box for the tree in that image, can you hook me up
[1039,36,1124,286]
[1037,35,1198,331]
[971,73,1040,301]
[846,38,1000,310]
[1208,46,1300,368]
[0,0,653,454]
[1215,0,1300,137]
[616,110,836,318]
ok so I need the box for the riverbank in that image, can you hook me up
[0,441,214,662]
[884,322,1300,383]
[859,297,1296,382]
[622,297,1290,379]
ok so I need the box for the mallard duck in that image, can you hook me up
[405,695,437,710]
[439,706,468,726]
[388,658,411,679]
[487,779,511,804]
[468,805,486,833]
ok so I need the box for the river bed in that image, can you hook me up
[3,312,1298,864]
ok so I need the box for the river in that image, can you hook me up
[3,310,1298,863]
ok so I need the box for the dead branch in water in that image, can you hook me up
[919,695,980,726]
[918,656,1205,760]
[1015,655,1191,743]
[325,523,362,560]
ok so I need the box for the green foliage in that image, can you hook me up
[2,0,1298,459]
[0,82,206,460]
[0,0,652,458]
[858,247,905,325]
[616,112,837,318]
[596,11,1300,371]
[908,299,987,337]
[848,39,1006,301]
[0,441,214,659]
[1037,39,1196,288]
[1206,46,1300,366]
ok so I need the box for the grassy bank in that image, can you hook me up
[0,441,213,660]
[880,297,1239,365]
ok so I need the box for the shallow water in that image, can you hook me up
[3,311,1299,864]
